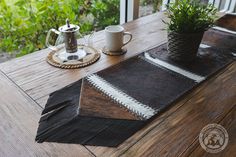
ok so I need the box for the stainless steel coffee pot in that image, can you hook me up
[46,19,81,52]
[46,19,88,61]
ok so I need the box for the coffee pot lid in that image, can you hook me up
[59,19,80,32]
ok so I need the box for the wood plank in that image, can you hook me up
[36,96,49,107]
[186,106,236,157]
[7,60,62,86]
[0,71,93,157]
[85,62,236,157]
[0,48,51,74]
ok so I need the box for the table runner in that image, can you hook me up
[36,42,234,147]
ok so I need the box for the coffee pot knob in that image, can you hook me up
[66,19,70,28]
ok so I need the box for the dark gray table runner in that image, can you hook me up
[36,42,234,147]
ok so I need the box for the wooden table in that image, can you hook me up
[0,12,235,157]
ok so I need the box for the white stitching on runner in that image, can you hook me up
[86,74,157,120]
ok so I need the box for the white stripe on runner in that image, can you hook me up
[212,26,236,35]
[200,44,211,49]
[86,74,156,120]
[143,53,205,83]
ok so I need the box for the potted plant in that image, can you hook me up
[164,0,217,61]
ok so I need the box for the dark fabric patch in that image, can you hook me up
[148,43,233,77]
[97,57,196,111]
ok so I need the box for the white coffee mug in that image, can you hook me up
[105,25,132,52]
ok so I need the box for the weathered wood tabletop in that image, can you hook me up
[0,12,235,157]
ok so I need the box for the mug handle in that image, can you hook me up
[46,28,61,51]
[123,32,132,46]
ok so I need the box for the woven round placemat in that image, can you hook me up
[47,46,101,69]
[102,47,127,56]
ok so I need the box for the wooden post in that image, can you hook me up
[120,0,140,24]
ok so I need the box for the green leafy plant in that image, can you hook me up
[0,0,119,57]
[164,0,217,33]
